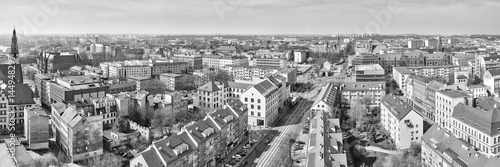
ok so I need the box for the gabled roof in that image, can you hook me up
[422,124,500,167]
[313,83,338,109]
[0,64,23,84]
[381,94,416,120]
[0,83,35,105]
[141,148,164,167]
[453,99,500,136]
[197,80,220,92]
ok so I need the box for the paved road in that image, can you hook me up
[254,100,313,167]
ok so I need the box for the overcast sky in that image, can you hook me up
[1,0,499,35]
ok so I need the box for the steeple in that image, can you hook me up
[11,28,19,59]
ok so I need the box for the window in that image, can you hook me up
[251,105,254,109]
[257,99,261,103]
[257,112,261,116]
[245,98,248,102]
[257,105,261,110]
[251,98,254,102]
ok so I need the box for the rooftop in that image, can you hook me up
[437,90,469,99]
[341,82,385,91]
[354,64,384,71]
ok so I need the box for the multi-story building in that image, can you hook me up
[339,82,386,107]
[160,73,187,91]
[393,65,471,88]
[310,82,338,115]
[424,38,438,48]
[365,52,452,73]
[151,61,187,76]
[222,66,297,84]
[422,124,500,167]
[50,103,104,162]
[37,50,86,73]
[483,69,500,95]
[193,70,211,87]
[408,40,424,49]
[48,76,108,104]
[473,55,500,79]
[171,54,203,70]
[106,81,136,94]
[241,76,288,128]
[452,97,500,157]
[211,100,248,157]
[448,38,459,46]
[435,90,469,132]
[380,94,424,150]
[184,118,221,167]
[100,61,151,78]
[127,76,152,92]
[227,82,253,102]
[467,84,489,98]
[310,44,327,53]
[129,128,199,167]
[353,64,385,82]
[90,96,118,126]
[196,80,228,111]
[249,58,287,69]
[24,107,49,150]
[106,91,147,117]
[305,110,347,167]
[293,51,306,63]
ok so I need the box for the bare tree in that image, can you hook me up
[33,153,63,167]
[82,153,121,167]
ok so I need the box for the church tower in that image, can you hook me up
[10,28,20,64]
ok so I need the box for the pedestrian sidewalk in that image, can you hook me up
[364,146,402,155]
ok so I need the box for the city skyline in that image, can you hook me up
[1,0,499,35]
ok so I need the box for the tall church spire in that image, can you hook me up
[11,28,19,59]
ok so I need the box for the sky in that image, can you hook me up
[0,0,499,35]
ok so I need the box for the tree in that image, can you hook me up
[82,153,121,167]
[113,115,131,133]
[150,112,174,136]
[177,75,196,90]
[131,135,149,150]
[273,127,300,167]
[142,79,167,95]
[33,153,62,167]
[347,101,368,130]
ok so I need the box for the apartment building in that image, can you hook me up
[151,61,187,75]
[100,61,152,78]
[294,51,306,63]
[241,76,288,128]
[37,51,87,73]
[467,84,489,98]
[107,81,136,94]
[193,70,211,87]
[160,73,187,91]
[24,107,50,150]
[339,82,386,107]
[130,101,247,167]
[408,40,424,49]
[249,58,287,68]
[452,97,500,157]
[227,82,253,102]
[422,124,500,167]
[310,82,338,115]
[48,76,108,104]
[483,69,500,95]
[353,64,385,82]
[196,80,228,111]
[370,52,452,73]
[394,65,471,89]
[107,90,148,117]
[380,94,424,149]
[435,90,469,132]
[222,66,297,84]
[171,54,203,70]
[305,111,347,167]
[50,103,104,162]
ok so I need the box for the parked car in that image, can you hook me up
[232,155,242,159]
[265,138,272,144]
[243,144,251,149]
[224,164,232,167]
[238,153,246,157]
[241,161,248,166]
[296,141,306,145]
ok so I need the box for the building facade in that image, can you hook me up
[380,94,424,150]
